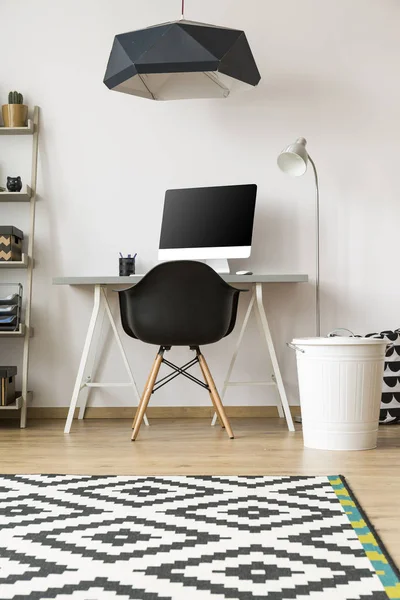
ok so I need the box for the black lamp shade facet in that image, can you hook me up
[104,20,261,100]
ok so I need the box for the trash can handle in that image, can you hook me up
[327,328,356,338]
[287,342,305,353]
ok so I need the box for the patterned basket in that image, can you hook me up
[366,329,400,424]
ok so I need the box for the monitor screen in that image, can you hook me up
[159,184,257,251]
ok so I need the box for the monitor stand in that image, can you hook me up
[206,258,230,274]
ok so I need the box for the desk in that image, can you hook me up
[53,274,308,434]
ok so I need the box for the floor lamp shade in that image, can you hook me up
[277,137,308,176]
[103,20,261,101]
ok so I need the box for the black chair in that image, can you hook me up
[118,260,246,441]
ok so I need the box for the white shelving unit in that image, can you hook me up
[3,392,33,411]
[0,254,29,268]
[0,107,39,427]
[0,120,34,136]
[2,397,23,410]
[0,325,26,338]
[0,186,32,202]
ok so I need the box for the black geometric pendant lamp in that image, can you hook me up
[103,1,261,101]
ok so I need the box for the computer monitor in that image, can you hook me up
[158,184,257,273]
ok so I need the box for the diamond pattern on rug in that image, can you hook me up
[0,475,394,599]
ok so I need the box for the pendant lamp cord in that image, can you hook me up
[181,0,185,19]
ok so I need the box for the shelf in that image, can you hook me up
[0,396,22,410]
[0,120,34,136]
[0,324,25,337]
[0,325,34,338]
[0,391,32,411]
[0,186,32,202]
[0,254,28,268]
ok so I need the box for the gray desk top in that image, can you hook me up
[53,274,308,285]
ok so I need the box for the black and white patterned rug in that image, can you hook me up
[0,475,398,599]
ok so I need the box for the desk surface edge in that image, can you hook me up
[53,274,309,285]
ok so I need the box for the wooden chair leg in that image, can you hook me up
[132,368,153,429]
[198,351,234,439]
[132,397,145,430]
[132,349,164,441]
[198,359,225,429]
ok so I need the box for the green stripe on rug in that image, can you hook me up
[329,475,400,599]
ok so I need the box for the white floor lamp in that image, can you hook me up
[277,137,321,337]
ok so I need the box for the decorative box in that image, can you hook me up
[0,226,23,261]
[0,366,17,406]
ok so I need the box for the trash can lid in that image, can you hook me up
[292,337,388,346]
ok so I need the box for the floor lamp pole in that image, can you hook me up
[295,158,321,425]
[277,138,321,425]
[308,155,321,337]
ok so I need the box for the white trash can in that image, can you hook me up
[291,337,388,451]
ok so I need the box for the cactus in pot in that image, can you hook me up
[8,91,24,105]
[2,90,28,128]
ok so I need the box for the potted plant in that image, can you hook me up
[2,91,28,128]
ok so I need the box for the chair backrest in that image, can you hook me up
[118,261,243,346]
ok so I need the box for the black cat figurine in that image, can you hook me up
[6,176,22,192]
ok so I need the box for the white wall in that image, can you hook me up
[0,0,399,409]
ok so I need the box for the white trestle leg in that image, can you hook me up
[64,284,148,433]
[211,283,294,432]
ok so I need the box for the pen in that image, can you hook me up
[119,253,123,258]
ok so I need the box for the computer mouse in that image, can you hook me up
[236,270,253,276]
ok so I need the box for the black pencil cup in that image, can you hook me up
[119,257,136,276]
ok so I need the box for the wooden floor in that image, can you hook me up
[0,417,399,565]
